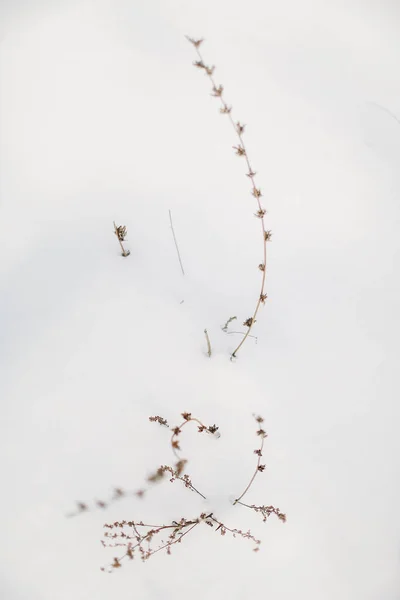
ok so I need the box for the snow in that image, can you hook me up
[1,1,400,598]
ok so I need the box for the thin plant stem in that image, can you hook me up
[169,209,185,276]
[187,38,271,358]
[233,425,266,505]
[226,331,258,340]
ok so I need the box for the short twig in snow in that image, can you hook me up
[113,222,130,257]
[204,328,212,357]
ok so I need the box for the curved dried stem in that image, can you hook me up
[170,412,219,460]
[233,415,267,505]
[187,37,272,358]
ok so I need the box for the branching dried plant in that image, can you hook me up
[68,413,285,572]
[187,37,273,358]
[113,222,130,257]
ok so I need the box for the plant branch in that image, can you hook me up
[187,37,272,358]
[233,415,267,505]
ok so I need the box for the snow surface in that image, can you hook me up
[1,1,400,598]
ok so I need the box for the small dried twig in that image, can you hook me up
[101,516,202,570]
[234,501,286,523]
[149,415,169,427]
[221,316,237,332]
[209,515,261,551]
[187,36,272,358]
[113,222,130,257]
[147,464,206,500]
[169,209,185,276]
[204,329,212,357]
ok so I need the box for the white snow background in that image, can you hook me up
[1,0,400,598]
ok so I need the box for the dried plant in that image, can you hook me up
[204,328,212,357]
[68,412,285,572]
[221,316,237,332]
[169,209,185,276]
[221,315,258,343]
[187,37,273,358]
[113,221,130,257]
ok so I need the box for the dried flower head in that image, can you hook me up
[220,105,232,114]
[243,317,255,327]
[236,122,246,134]
[186,36,204,48]
[211,85,224,97]
[114,225,127,241]
[233,145,246,156]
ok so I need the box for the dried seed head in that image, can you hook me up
[243,317,254,327]
[114,224,127,241]
[236,122,245,134]
[211,85,224,97]
[149,415,169,427]
[233,145,246,156]
[186,36,204,48]
[220,105,232,114]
